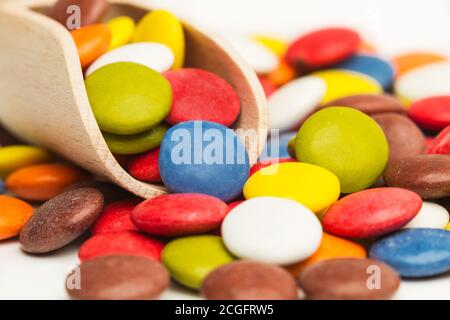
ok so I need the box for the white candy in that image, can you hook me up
[85,42,174,77]
[224,35,278,74]
[395,62,450,102]
[268,76,326,131]
[221,197,322,265]
[403,202,449,229]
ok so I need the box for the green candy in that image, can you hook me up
[295,107,389,193]
[86,62,172,135]
[103,123,168,155]
[162,235,235,289]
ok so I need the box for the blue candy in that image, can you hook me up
[0,179,4,194]
[259,131,296,160]
[370,228,450,278]
[159,121,250,202]
[337,54,394,90]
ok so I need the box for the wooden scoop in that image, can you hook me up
[0,0,267,198]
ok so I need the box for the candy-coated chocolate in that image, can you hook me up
[48,0,108,28]
[78,231,164,262]
[0,145,51,178]
[91,198,140,234]
[249,158,296,176]
[392,52,447,76]
[258,76,276,97]
[321,94,405,114]
[267,59,297,87]
[127,148,161,182]
[106,16,135,50]
[408,96,450,131]
[0,195,33,240]
[260,131,297,160]
[227,201,244,210]
[370,228,450,277]
[427,125,450,154]
[132,194,229,237]
[403,202,449,229]
[253,35,287,57]
[323,187,422,238]
[71,24,111,68]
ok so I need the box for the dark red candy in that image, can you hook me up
[227,200,244,210]
[250,158,296,176]
[91,199,141,234]
[132,193,229,237]
[164,68,240,126]
[408,96,450,131]
[259,76,276,97]
[428,126,450,154]
[285,27,360,70]
[127,148,161,182]
[78,231,164,262]
[323,187,422,238]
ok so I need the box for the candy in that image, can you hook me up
[243,162,339,213]
[286,232,366,276]
[249,158,296,176]
[127,148,161,182]
[321,94,406,115]
[132,194,229,237]
[253,35,287,57]
[408,96,450,131]
[66,255,169,300]
[337,54,395,89]
[258,76,276,97]
[392,52,446,76]
[106,16,135,50]
[384,154,450,199]
[427,125,450,154]
[285,27,360,70]
[102,123,168,155]
[298,258,400,300]
[48,0,108,28]
[312,70,382,104]
[165,68,240,126]
[20,188,103,253]
[0,195,33,240]
[267,59,297,87]
[162,235,234,289]
[372,113,426,164]
[403,202,449,229]
[159,121,250,202]
[201,261,298,300]
[0,126,20,146]
[0,145,51,178]
[370,228,450,277]
[91,199,140,234]
[86,42,174,77]
[295,107,389,193]
[133,10,185,68]
[71,24,111,69]
[78,231,164,262]
[222,197,322,265]
[323,188,422,238]
[86,62,172,135]
[395,62,450,104]
[6,164,85,201]
[0,179,4,194]
[267,76,326,131]
[260,131,296,160]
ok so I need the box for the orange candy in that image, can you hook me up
[71,24,111,68]
[268,59,297,87]
[286,232,366,276]
[357,41,377,54]
[6,164,85,201]
[392,52,447,77]
[0,195,33,240]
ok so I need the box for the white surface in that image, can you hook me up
[222,197,322,265]
[268,76,326,131]
[403,202,450,229]
[85,42,174,77]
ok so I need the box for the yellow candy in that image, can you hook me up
[107,16,135,50]
[253,35,287,57]
[243,162,340,213]
[133,10,185,68]
[446,222,450,231]
[313,69,382,104]
[0,145,51,178]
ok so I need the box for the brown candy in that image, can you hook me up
[20,187,104,253]
[201,260,298,300]
[321,94,406,114]
[47,0,108,29]
[66,255,169,300]
[384,154,450,199]
[298,258,400,300]
[64,180,132,204]
[372,112,426,164]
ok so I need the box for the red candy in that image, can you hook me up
[408,96,450,131]
[78,231,164,261]
[91,199,140,234]
[323,187,422,238]
[258,76,276,97]
[127,148,161,182]
[249,158,296,176]
[164,68,240,126]
[427,125,450,154]
[132,193,229,237]
[285,27,360,70]
[227,200,244,210]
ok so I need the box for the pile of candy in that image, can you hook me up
[0,0,450,300]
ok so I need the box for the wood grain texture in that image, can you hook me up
[0,0,267,198]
